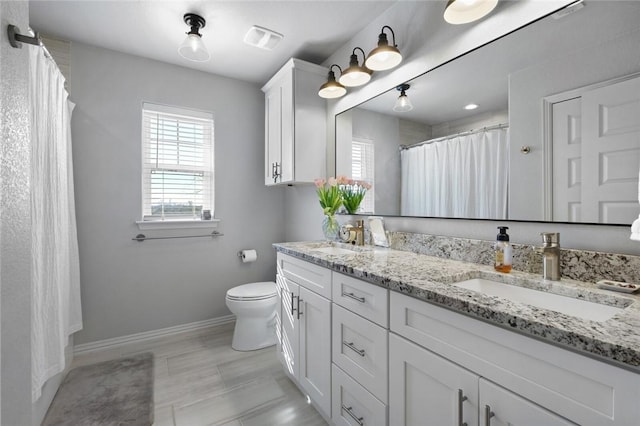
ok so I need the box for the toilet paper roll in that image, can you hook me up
[241,249,258,263]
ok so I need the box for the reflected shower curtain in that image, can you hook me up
[30,46,82,401]
[401,128,509,219]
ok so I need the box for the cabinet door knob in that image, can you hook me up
[458,389,468,426]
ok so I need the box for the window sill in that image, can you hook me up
[136,219,220,231]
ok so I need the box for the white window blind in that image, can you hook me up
[142,103,214,220]
[352,139,374,214]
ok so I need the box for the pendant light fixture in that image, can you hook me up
[365,26,402,71]
[318,64,347,99]
[339,47,372,87]
[444,0,499,25]
[393,84,413,112]
[178,13,210,62]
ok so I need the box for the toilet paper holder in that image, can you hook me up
[237,249,258,262]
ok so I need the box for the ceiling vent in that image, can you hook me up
[243,25,283,50]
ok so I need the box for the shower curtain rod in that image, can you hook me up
[7,24,54,60]
[399,122,509,151]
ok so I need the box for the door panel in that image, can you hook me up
[299,287,331,416]
[389,333,479,426]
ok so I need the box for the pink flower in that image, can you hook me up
[314,178,325,188]
[336,175,349,185]
[328,177,337,186]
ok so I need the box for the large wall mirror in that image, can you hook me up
[335,1,640,225]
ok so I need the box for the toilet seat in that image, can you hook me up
[226,282,277,301]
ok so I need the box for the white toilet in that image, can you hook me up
[225,282,278,351]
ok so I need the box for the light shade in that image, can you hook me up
[179,34,210,62]
[178,13,210,62]
[319,65,347,99]
[444,0,499,25]
[339,47,371,87]
[393,84,413,112]
[365,26,402,71]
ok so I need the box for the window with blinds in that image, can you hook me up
[352,139,374,214]
[142,103,214,220]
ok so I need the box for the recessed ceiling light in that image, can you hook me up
[243,25,283,50]
[464,103,479,110]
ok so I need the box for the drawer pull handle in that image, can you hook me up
[296,296,303,320]
[343,341,365,357]
[341,405,364,426]
[458,389,468,426]
[484,405,495,426]
[342,291,366,303]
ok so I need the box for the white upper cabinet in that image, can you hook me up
[262,58,327,185]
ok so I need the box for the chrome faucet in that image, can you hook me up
[538,232,561,281]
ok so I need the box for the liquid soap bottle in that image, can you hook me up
[494,226,512,273]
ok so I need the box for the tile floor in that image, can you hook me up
[71,322,328,426]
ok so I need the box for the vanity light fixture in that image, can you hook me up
[318,64,347,99]
[178,13,210,62]
[393,84,413,112]
[365,26,402,71]
[464,103,479,110]
[339,47,372,87]
[444,0,499,25]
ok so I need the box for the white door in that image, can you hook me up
[479,378,575,426]
[389,333,479,426]
[581,76,640,223]
[552,97,583,221]
[280,278,299,381]
[551,75,640,223]
[298,286,331,417]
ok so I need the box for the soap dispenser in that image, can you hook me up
[494,226,512,273]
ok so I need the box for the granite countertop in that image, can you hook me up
[273,241,640,372]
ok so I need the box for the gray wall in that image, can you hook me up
[1,1,32,424]
[70,42,285,344]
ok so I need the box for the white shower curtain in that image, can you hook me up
[29,46,82,401]
[401,127,509,219]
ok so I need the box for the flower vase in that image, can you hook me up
[322,214,340,241]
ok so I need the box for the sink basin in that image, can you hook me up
[455,278,623,322]
[312,246,357,255]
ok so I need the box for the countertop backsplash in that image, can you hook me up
[387,231,640,284]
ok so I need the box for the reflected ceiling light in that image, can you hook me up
[339,47,372,87]
[444,0,499,25]
[464,103,479,110]
[365,26,402,71]
[178,13,210,62]
[318,64,347,99]
[393,84,413,112]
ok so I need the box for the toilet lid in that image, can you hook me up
[226,282,277,301]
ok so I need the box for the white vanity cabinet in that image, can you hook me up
[389,291,640,426]
[276,253,332,417]
[262,58,327,186]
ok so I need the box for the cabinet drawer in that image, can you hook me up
[332,272,388,327]
[332,364,387,426]
[390,291,640,426]
[277,253,332,298]
[332,304,388,403]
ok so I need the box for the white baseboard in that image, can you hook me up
[74,315,235,355]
